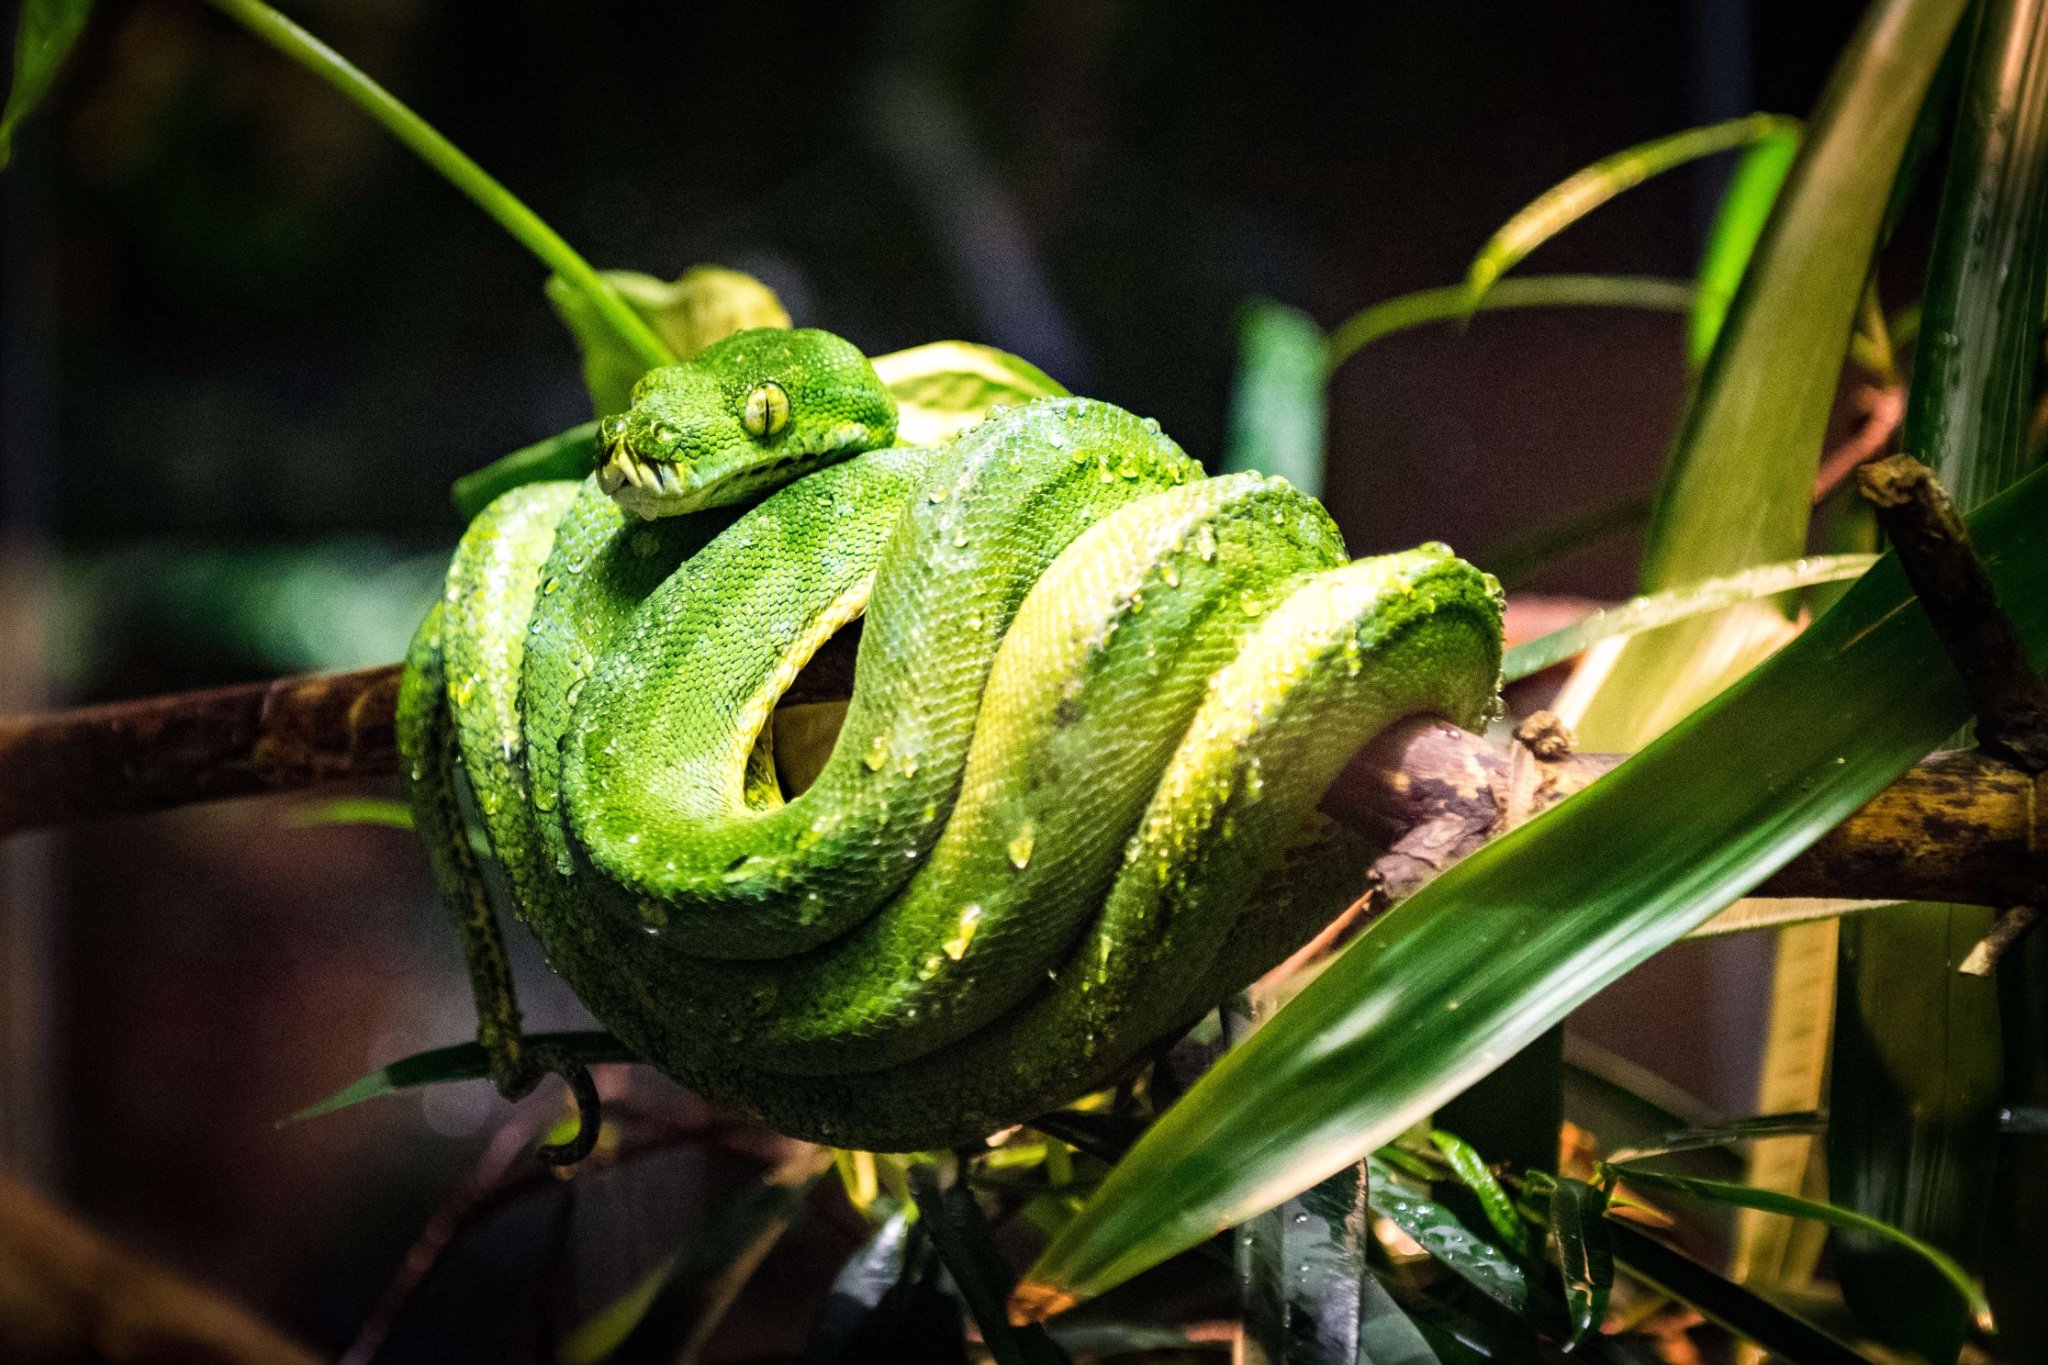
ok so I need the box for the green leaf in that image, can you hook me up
[1221,300,1326,498]
[805,1212,969,1365]
[1830,904,2002,1363]
[1476,490,1652,590]
[1616,1167,1992,1330]
[593,1150,832,1365]
[546,265,791,416]
[1570,0,1972,752]
[1464,114,1798,307]
[870,341,1069,448]
[1500,553,1876,681]
[1688,127,1801,366]
[1607,1223,1876,1365]
[909,1163,1070,1365]
[1010,465,2048,1322]
[1825,6,2048,1358]
[1364,1161,1527,1314]
[1545,1178,1611,1348]
[0,0,93,169]
[1607,1110,1828,1164]
[1247,1162,1457,1365]
[1325,275,1693,375]
[1427,1131,1533,1260]
[451,421,599,519]
[285,797,413,830]
[282,1029,634,1124]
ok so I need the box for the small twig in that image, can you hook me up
[1856,454,2048,770]
[1959,905,2043,977]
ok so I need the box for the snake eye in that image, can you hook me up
[741,382,791,440]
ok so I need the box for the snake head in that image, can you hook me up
[595,328,899,519]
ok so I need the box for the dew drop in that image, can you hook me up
[942,904,983,960]
[1007,822,1036,870]
[917,953,947,981]
[1193,524,1218,562]
[636,900,667,935]
[863,733,891,772]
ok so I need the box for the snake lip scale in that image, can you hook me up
[399,327,1504,1151]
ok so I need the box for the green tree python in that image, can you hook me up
[398,327,1503,1157]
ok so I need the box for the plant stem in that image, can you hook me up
[202,0,676,372]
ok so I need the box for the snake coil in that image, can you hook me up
[400,332,1502,1151]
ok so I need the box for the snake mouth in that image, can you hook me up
[596,444,685,498]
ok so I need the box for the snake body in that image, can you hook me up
[399,328,1503,1151]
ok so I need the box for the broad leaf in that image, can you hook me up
[1325,275,1692,374]
[546,265,791,416]
[1011,466,2048,1321]
[0,0,93,169]
[1545,1179,1612,1348]
[1364,1162,1526,1314]
[870,341,1068,447]
[283,1029,634,1123]
[1221,300,1326,497]
[1464,114,1797,307]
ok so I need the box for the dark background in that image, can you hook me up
[0,0,1869,1356]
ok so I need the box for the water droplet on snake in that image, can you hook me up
[1007,823,1036,870]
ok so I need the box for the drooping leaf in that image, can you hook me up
[0,0,94,169]
[1500,554,1876,680]
[283,1030,634,1124]
[1544,1179,1612,1348]
[1688,127,1801,366]
[1427,1131,1534,1260]
[1607,1110,1828,1164]
[546,265,791,416]
[1010,465,2048,1322]
[1616,1168,1992,1329]
[1364,1162,1527,1314]
[1221,300,1326,497]
[909,1164,1070,1365]
[1325,275,1693,375]
[1607,1223,1875,1365]
[1464,114,1798,307]
[870,341,1069,447]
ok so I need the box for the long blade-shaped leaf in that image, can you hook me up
[283,1030,634,1123]
[1829,5,2048,1358]
[1222,300,1326,498]
[1010,466,2048,1322]
[1500,554,1876,681]
[0,0,93,169]
[1567,0,1973,751]
[1464,114,1796,306]
[1325,275,1693,375]
[1617,1168,1991,1328]
[1687,128,1801,366]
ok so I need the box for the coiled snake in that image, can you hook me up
[398,327,1502,1155]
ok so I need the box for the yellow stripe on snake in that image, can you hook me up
[399,328,1502,1153]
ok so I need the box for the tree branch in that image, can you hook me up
[1,641,2041,911]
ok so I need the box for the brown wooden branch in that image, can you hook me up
[2,640,2043,910]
